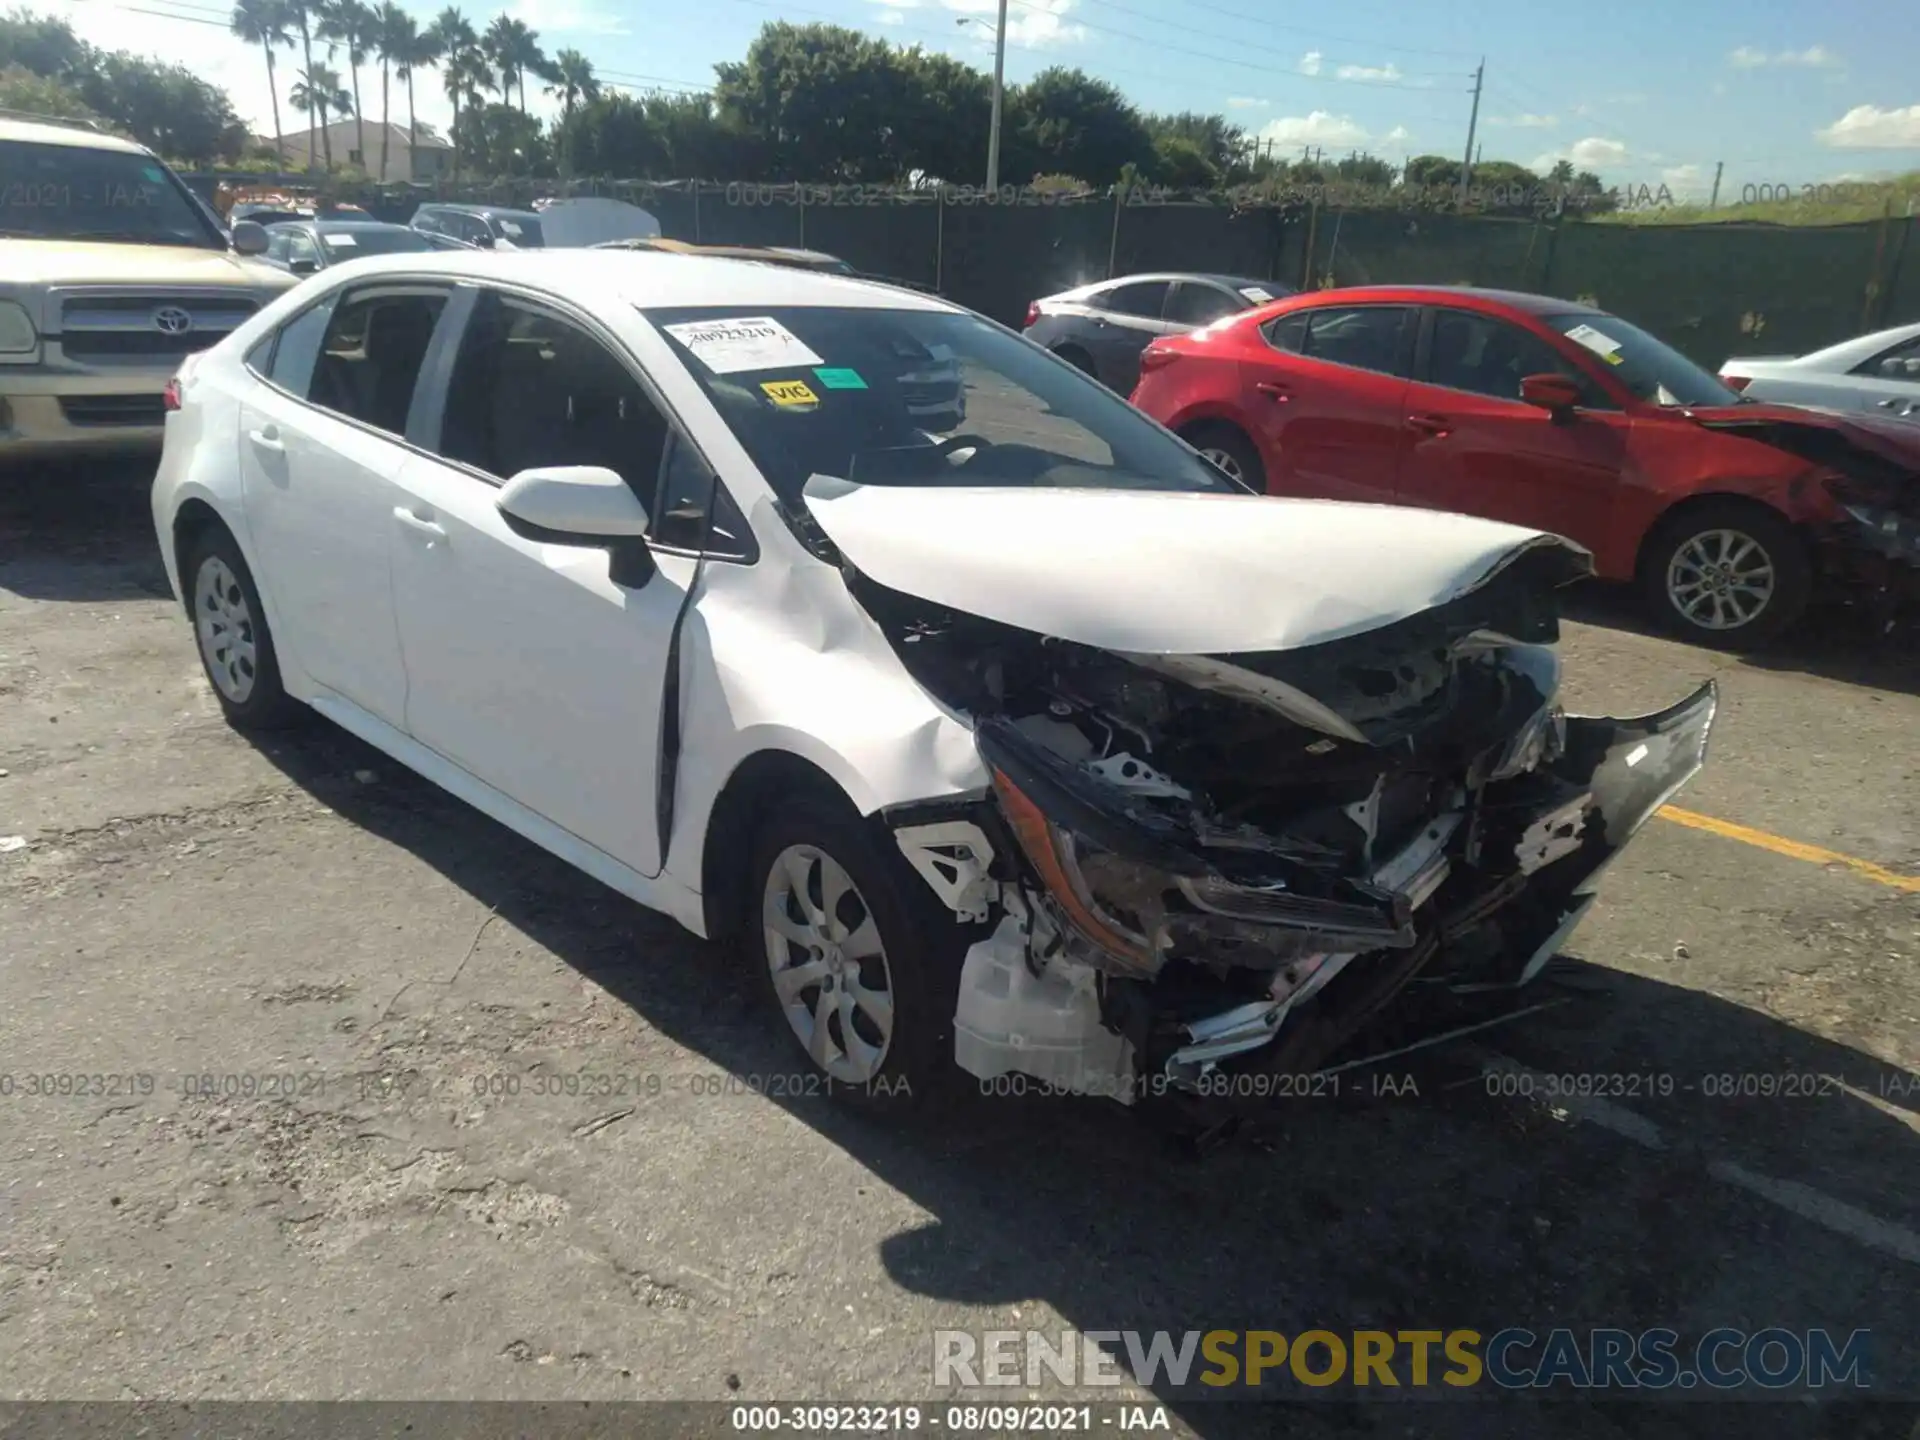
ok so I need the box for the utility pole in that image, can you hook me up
[1460,58,1484,204]
[1709,160,1724,208]
[986,0,1008,193]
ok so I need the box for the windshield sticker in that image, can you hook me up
[323,232,357,247]
[142,165,166,183]
[1564,323,1623,361]
[1240,286,1274,303]
[762,379,820,407]
[814,367,868,390]
[664,316,825,375]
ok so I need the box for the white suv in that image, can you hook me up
[0,118,296,462]
[151,248,1716,1117]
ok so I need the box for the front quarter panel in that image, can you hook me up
[663,497,988,894]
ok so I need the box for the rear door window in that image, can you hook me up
[1096,281,1171,319]
[1286,305,1414,377]
[1164,281,1243,327]
[307,288,450,436]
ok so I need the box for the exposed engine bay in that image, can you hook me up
[855,551,1718,1109]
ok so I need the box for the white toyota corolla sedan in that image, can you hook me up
[152,249,1717,1119]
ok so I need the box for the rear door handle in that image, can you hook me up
[1407,413,1452,437]
[1255,381,1291,402]
[393,507,446,540]
[247,426,283,453]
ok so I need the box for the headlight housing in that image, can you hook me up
[0,299,39,357]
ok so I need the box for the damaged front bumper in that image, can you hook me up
[896,682,1717,1107]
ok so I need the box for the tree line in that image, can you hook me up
[1,7,1613,211]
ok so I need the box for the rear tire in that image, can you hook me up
[1637,499,1810,649]
[743,792,975,1115]
[183,526,305,731]
[1182,422,1267,493]
[1052,344,1098,380]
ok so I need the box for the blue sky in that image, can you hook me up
[41,0,1920,194]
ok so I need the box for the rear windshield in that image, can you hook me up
[318,227,438,256]
[1544,312,1739,407]
[0,140,223,249]
[644,305,1242,505]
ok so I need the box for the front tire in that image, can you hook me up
[184,526,304,730]
[1638,500,1810,649]
[745,794,973,1113]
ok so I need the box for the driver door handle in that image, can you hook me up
[1407,413,1452,437]
[393,507,446,541]
[247,426,283,453]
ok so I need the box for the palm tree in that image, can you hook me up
[371,1,413,182]
[229,0,291,170]
[545,47,598,178]
[483,13,546,112]
[430,9,484,178]
[289,64,352,169]
[283,0,321,170]
[318,0,376,173]
[393,19,441,179]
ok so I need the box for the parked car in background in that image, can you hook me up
[409,203,546,250]
[1720,320,1920,422]
[1023,272,1297,393]
[260,219,467,275]
[1131,285,1920,646]
[0,116,295,462]
[150,248,1715,1119]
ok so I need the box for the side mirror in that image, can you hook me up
[231,219,269,256]
[1520,372,1582,418]
[496,465,655,585]
[288,257,317,275]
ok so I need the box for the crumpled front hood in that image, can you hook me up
[0,240,288,290]
[802,476,1592,655]
[1688,402,1920,477]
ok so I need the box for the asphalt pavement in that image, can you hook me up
[2,464,1917,1439]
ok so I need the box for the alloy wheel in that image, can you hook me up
[1199,447,1243,484]
[762,844,897,1083]
[1666,528,1776,631]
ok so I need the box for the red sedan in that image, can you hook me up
[1130,284,1920,646]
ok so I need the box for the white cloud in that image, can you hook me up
[1488,112,1557,128]
[1729,44,1842,69]
[944,0,1084,47]
[1382,124,1411,145]
[876,8,907,22]
[1226,97,1269,109]
[509,0,629,36]
[1335,61,1402,82]
[1298,50,1323,77]
[1817,103,1920,148]
[1259,111,1371,149]
[1661,163,1711,200]
[1530,136,1631,173]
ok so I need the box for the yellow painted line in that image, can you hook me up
[1657,805,1920,893]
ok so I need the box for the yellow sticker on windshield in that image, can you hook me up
[761,379,819,406]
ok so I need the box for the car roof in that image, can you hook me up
[426,203,542,221]
[0,117,148,154]
[309,219,421,232]
[1049,272,1292,300]
[1277,284,1599,315]
[1796,318,1920,368]
[296,249,961,312]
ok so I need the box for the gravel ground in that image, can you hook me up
[2,464,1918,1438]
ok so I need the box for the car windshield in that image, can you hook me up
[645,305,1244,504]
[1544,311,1739,407]
[0,140,224,249]
[317,227,438,257]
[492,215,544,247]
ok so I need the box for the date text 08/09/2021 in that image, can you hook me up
[727,1405,1170,1433]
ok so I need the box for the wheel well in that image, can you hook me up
[170,499,229,610]
[1051,341,1093,366]
[1179,417,1250,446]
[699,750,860,943]
[1635,492,1804,581]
